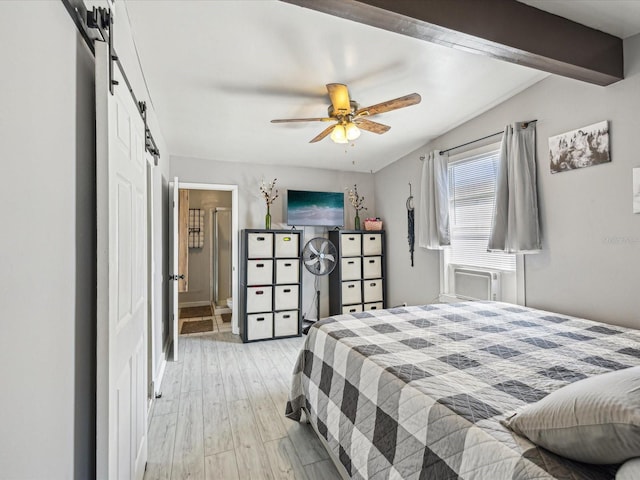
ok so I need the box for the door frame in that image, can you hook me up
[175,182,239,335]
[145,156,156,408]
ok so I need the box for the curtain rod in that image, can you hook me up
[420,120,538,159]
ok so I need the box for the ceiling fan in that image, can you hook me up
[270,83,421,144]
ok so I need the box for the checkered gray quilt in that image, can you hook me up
[286,302,640,479]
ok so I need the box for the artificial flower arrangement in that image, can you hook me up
[347,184,367,229]
[260,178,279,229]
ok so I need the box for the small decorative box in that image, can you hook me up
[364,218,383,231]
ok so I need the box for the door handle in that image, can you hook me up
[169,274,185,281]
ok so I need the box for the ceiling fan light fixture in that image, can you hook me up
[330,124,348,144]
[345,122,360,141]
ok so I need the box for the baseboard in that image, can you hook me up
[438,294,460,303]
[179,300,211,308]
[155,357,167,394]
[147,357,167,424]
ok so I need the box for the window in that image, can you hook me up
[441,144,522,303]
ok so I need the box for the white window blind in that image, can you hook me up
[447,149,516,271]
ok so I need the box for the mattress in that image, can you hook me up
[286,302,640,479]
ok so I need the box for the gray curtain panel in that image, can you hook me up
[418,150,450,249]
[488,122,541,253]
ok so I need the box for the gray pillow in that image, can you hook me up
[617,458,640,480]
[503,366,640,464]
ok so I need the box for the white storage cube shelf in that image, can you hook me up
[364,302,384,311]
[274,233,299,258]
[275,285,299,311]
[342,280,362,305]
[246,286,273,313]
[274,311,298,336]
[362,257,382,279]
[341,257,362,280]
[329,230,385,316]
[340,234,361,256]
[247,260,273,285]
[247,233,273,258]
[241,230,301,342]
[363,280,383,303]
[247,313,273,341]
[363,234,382,255]
[276,259,299,284]
[342,304,363,314]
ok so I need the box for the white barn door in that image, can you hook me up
[96,42,148,480]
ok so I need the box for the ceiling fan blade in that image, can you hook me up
[320,240,328,253]
[323,254,335,263]
[355,118,391,135]
[309,243,320,255]
[355,93,421,117]
[326,83,351,114]
[271,117,333,123]
[319,260,327,274]
[309,124,335,143]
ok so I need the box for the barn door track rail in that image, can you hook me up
[61,0,160,162]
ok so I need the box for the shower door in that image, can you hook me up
[213,208,232,308]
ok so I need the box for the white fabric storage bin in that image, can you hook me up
[363,280,383,303]
[341,257,362,281]
[247,260,273,285]
[276,259,299,284]
[247,313,273,341]
[362,233,382,255]
[341,280,362,305]
[364,302,384,311]
[274,311,298,337]
[274,285,299,311]
[362,256,382,279]
[247,232,273,258]
[340,233,361,257]
[246,286,272,313]
[274,233,299,258]
[342,304,363,314]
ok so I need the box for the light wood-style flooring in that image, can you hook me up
[144,332,341,480]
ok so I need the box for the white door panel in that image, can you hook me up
[169,177,179,360]
[96,42,148,480]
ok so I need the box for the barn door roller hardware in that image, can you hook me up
[86,7,116,94]
[61,0,161,161]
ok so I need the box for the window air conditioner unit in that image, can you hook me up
[451,267,501,301]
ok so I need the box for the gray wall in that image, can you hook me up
[170,156,377,318]
[0,3,94,478]
[179,190,232,305]
[0,2,171,477]
[375,33,640,329]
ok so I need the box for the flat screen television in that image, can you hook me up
[287,189,344,227]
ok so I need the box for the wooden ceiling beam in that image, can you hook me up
[281,0,623,86]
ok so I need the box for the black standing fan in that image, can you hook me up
[302,237,337,333]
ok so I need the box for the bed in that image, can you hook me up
[286,301,640,479]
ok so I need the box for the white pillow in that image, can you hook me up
[617,457,640,480]
[503,366,640,464]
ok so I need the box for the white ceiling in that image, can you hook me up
[123,0,638,173]
[518,0,640,39]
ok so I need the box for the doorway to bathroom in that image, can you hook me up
[178,189,233,335]
[170,181,239,358]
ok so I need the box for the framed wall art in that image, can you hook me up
[549,120,610,174]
